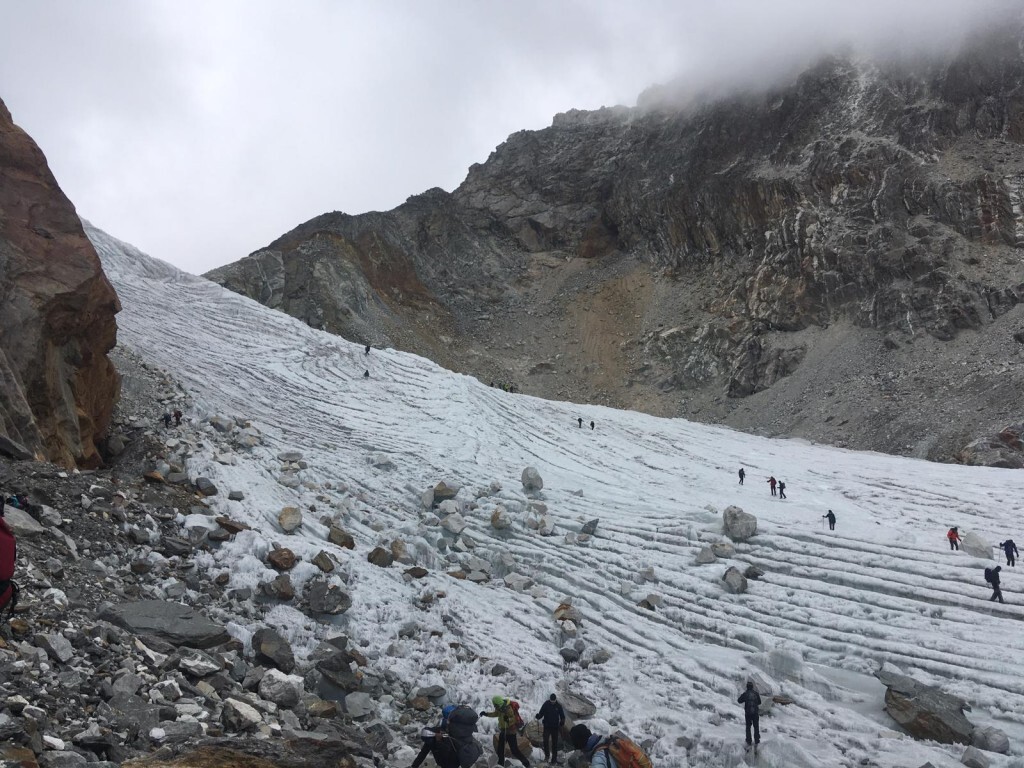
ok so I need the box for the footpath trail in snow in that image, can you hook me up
[91,222,1024,768]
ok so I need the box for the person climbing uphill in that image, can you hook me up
[948,527,962,551]
[480,695,530,768]
[824,510,836,530]
[1000,538,1019,567]
[535,693,565,764]
[568,724,651,768]
[737,681,762,754]
[985,565,1005,603]
[778,480,786,499]
[738,468,745,485]
[412,704,482,768]
[767,476,777,496]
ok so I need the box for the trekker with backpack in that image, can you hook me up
[535,693,565,764]
[778,480,786,499]
[767,476,777,496]
[412,704,483,768]
[985,566,1005,603]
[568,724,652,768]
[823,510,836,530]
[948,527,962,551]
[1001,539,1019,567]
[738,468,745,485]
[0,501,19,622]
[480,695,530,767]
[737,681,762,754]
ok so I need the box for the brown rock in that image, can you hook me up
[328,525,355,549]
[307,699,338,718]
[262,573,295,601]
[404,567,428,579]
[0,99,120,469]
[144,471,166,484]
[214,573,230,586]
[409,696,432,711]
[311,550,335,572]
[216,516,250,534]
[267,548,296,571]
[367,547,393,568]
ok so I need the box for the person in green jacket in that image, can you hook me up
[480,695,530,767]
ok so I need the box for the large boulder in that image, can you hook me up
[522,466,544,492]
[722,567,749,594]
[98,600,229,649]
[251,627,296,673]
[875,668,973,745]
[960,532,993,560]
[971,725,1009,754]
[0,101,121,468]
[723,506,757,541]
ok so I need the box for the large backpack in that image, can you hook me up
[985,567,995,585]
[447,705,479,741]
[508,700,524,731]
[0,518,18,616]
[596,733,653,768]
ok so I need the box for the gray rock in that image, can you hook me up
[112,672,145,696]
[961,746,990,768]
[252,627,295,673]
[277,450,303,462]
[416,685,447,699]
[556,686,596,718]
[723,505,757,541]
[433,481,460,502]
[228,490,245,501]
[344,691,374,718]
[367,547,394,568]
[744,565,766,580]
[195,477,218,496]
[960,532,993,560]
[178,649,223,677]
[35,632,74,663]
[99,600,229,648]
[695,547,717,564]
[711,541,736,558]
[278,506,303,533]
[440,512,468,535]
[208,416,236,433]
[491,506,511,529]
[522,466,544,491]
[581,518,599,535]
[3,506,44,536]
[722,566,749,594]
[222,698,262,731]
[258,668,304,708]
[307,581,352,615]
[39,752,87,768]
[875,668,973,745]
[38,505,63,527]
[971,725,1009,754]
[559,647,580,663]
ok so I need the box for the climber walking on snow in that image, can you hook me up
[738,681,762,754]
[480,696,530,768]
[767,476,777,496]
[948,527,962,551]
[985,565,1005,603]
[535,694,565,764]
[1001,538,1019,566]
[823,509,836,530]
[738,467,745,485]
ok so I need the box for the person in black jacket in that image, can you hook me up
[737,681,761,751]
[535,693,565,764]
[1001,539,1019,567]
[989,565,1005,603]
[824,510,836,531]
[411,727,460,768]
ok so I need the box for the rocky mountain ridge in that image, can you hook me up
[207,23,1024,463]
[0,97,121,469]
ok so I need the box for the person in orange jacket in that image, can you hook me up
[947,527,962,551]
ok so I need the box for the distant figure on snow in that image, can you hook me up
[737,681,762,754]
[947,527,962,551]
[1001,539,1019,567]
[590,421,595,430]
[161,412,172,428]
[986,565,1005,603]
[578,418,583,428]
[535,693,565,764]
[824,509,836,530]
[778,480,786,499]
[363,370,370,378]
[364,344,371,355]
[738,467,745,485]
[767,476,777,496]
[173,408,182,426]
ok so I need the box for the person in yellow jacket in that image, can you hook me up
[480,695,531,767]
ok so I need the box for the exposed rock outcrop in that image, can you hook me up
[0,98,120,467]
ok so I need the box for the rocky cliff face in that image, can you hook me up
[207,23,1024,463]
[0,98,121,467]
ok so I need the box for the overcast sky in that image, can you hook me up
[1,1,1019,274]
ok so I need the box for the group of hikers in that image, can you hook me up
[576,418,595,430]
[736,468,786,499]
[410,693,660,767]
[161,408,183,428]
[947,527,1019,603]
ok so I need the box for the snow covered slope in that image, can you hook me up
[90,221,1024,768]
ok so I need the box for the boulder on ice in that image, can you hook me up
[876,667,973,744]
[960,532,993,560]
[723,506,757,541]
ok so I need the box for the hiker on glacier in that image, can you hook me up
[823,510,836,530]
[737,681,762,753]
[738,467,745,485]
[986,565,1005,603]
[480,696,530,768]
[535,693,565,764]
[947,527,962,551]
[767,476,777,496]
[1001,538,1019,566]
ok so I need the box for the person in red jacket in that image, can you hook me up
[947,527,962,551]
[767,476,777,497]
[0,501,18,616]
